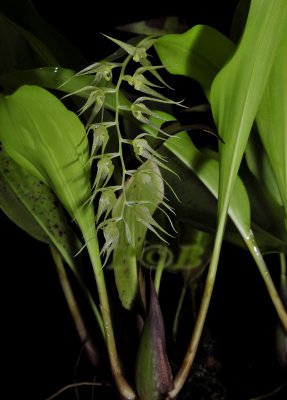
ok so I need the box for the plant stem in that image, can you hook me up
[280,253,286,278]
[154,245,168,293]
[49,245,99,366]
[84,231,136,400]
[246,236,287,333]
[172,284,188,341]
[168,216,225,398]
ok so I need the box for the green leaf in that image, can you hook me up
[0,147,82,268]
[210,0,287,241]
[154,24,235,98]
[112,160,165,310]
[159,111,287,253]
[0,85,93,234]
[0,111,104,336]
[256,35,287,223]
[164,131,251,241]
[135,278,172,400]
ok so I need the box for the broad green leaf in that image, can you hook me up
[158,109,287,254]
[161,148,287,252]
[256,35,287,224]
[0,85,93,235]
[0,147,82,267]
[112,160,164,310]
[165,131,251,241]
[135,279,172,400]
[0,101,104,335]
[210,0,287,257]
[154,24,235,98]
[145,110,286,252]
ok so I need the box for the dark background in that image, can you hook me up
[1,1,286,399]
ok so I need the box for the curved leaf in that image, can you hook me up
[0,85,93,233]
[0,147,81,267]
[210,0,287,240]
[154,24,235,98]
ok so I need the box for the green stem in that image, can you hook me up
[169,215,225,398]
[84,231,136,400]
[280,253,286,278]
[279,252,287,307]
[246,236,287,333]
[172,284,188,341]
[49,245,99,366]
[154,245,168,293]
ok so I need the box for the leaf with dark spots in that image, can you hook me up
[0,147,81,269]
[135,278,173,400]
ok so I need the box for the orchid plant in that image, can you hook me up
[0,0,286,399]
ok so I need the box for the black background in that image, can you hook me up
[1,1,287,399]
